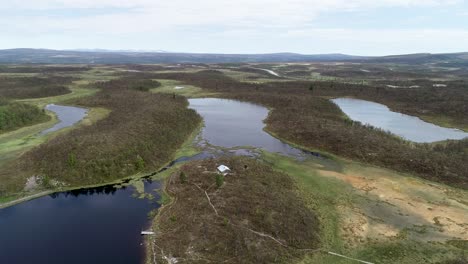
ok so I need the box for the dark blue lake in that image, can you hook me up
[0,183,161,264]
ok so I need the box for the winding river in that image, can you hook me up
[40,104,88,135]
[332,98,468,143]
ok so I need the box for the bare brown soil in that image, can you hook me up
[319,165,468,246]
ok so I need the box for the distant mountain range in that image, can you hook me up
[0,48,467,65]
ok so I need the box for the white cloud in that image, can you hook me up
[0,0,465,53]
[280,28,468,55]
[1,0,463,34]
[2,0,461,9]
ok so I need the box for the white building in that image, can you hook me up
[217,165,231,175]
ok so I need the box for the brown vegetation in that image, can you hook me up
[13,78,200,189]
[311,80,468,128]
[0,76,72,99]
[151,157,319,264]
[0,65,91,73]
[149,70,468,189]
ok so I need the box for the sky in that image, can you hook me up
[1,0,467,55]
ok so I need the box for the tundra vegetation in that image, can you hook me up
[0,67,201,200]
[0,63,466,264]
[0,76,72,99]
[150,70,468,189]
[5,79,201,192]
[149,157,320,264]
[0,99,50,133]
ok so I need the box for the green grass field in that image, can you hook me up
[151,79,218,98]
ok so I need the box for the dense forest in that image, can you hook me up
[16,78,201,187]
[0,76,72,99]
[0,99,50,133]
[95,78,161,91]
[149,70,468,189]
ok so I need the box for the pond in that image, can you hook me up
[332,98,468,143]
[0,98,326,264]
[189,98,304,157]
[40,104,88,135]
[0,182,161,264]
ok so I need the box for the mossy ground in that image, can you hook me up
[262,152,467,264]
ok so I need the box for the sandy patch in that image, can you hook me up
[24,176,39,191]
[319,168,468,245]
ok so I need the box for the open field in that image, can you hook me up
[150,79,218,98]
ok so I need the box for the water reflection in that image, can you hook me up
[332,98,468,143]
[40,104,88,135]
[188,98,305,157]
[1,98,337,264]
[0,180,161,264]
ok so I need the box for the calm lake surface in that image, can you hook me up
[332,98,468,143]
[189,98,304,156]
[40,104,88,135]
[1,98,322,264]
[0,182,161,264]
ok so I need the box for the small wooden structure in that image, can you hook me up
[217,165,231,176]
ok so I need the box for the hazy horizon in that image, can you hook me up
[1,0,468,56]
[2,47,468,57]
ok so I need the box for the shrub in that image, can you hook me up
[67,153,77,168]
[215,173,224,188]
[0,102,50,133]
[179,171,187,183]
[135,155,145,171]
